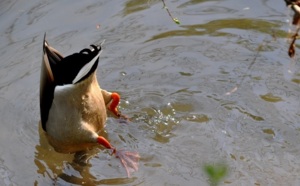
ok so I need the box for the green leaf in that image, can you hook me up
[173,18,180,24]
[203,163,228,186]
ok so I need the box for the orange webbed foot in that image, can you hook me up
[109,92,121,117]
[97,136,139,177]
[115,149,140,177]
[109,92,130,122]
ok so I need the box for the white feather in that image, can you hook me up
[54,84,75,95]
[72,50,102,84]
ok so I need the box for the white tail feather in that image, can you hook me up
[72,50,102,84]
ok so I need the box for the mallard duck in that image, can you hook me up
[39,34,139,177]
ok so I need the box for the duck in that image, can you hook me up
[39,34,139,177]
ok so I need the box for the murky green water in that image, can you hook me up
[1,0,300,185]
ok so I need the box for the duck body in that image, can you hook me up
[40,34,139,177]
[40,34,118,153]
[46,74,107,153]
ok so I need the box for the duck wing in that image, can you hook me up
[40,33,63,131]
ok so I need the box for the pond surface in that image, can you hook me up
[1,0,300,185]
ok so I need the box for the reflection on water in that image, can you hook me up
[147,18,288,42]
[35,124,137,185]
[1,0,300,185]
[123,0,153,16]
[260,93,284,102]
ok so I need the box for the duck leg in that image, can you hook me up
[97,136,140,177]
[108,93,129,120]
[108,93,121,117]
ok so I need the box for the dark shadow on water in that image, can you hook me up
[34,123,136,185]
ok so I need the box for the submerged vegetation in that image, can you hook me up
[203,163,228,186]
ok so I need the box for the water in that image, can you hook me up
[1,0,300,185]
